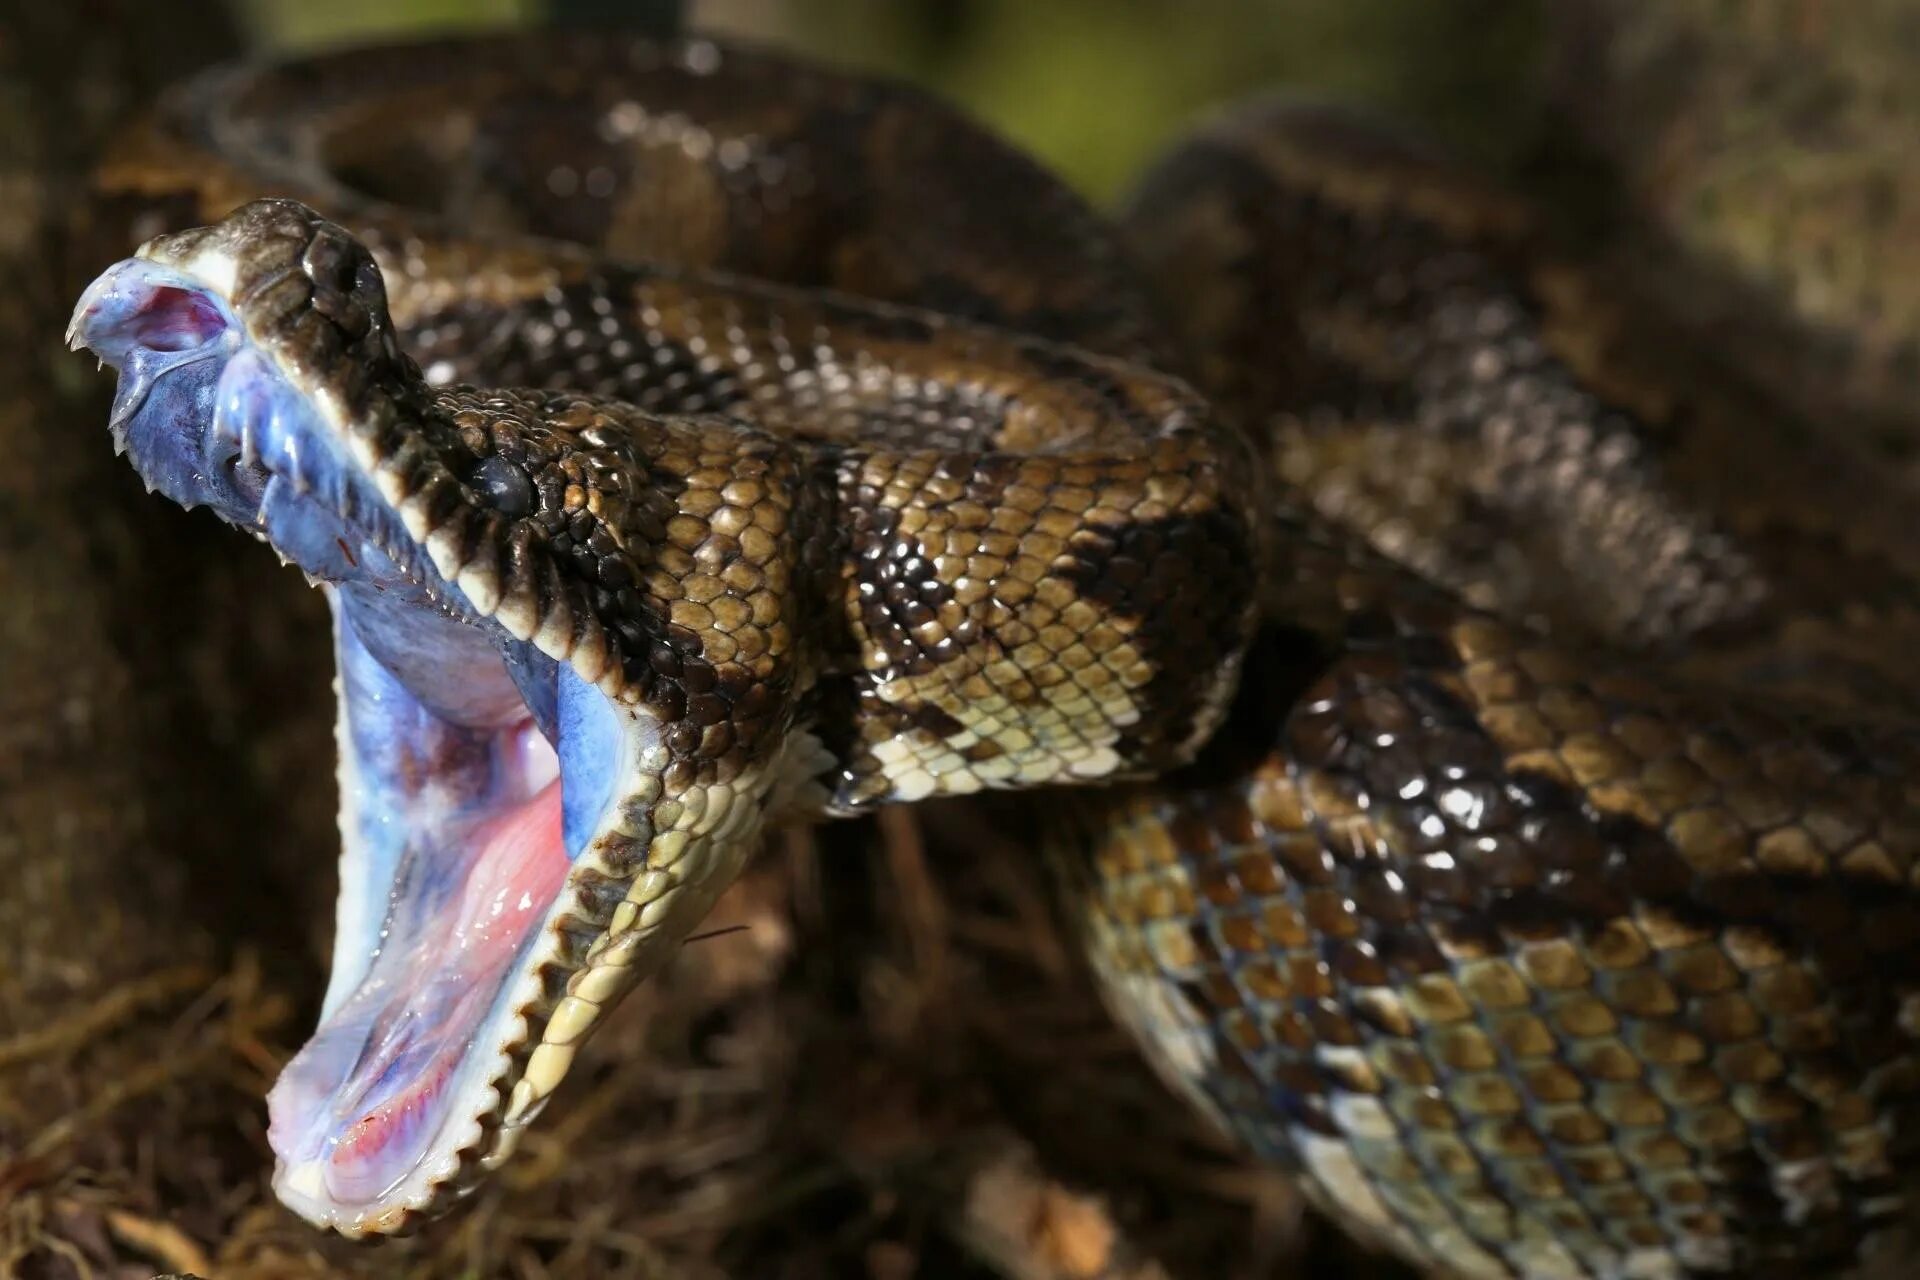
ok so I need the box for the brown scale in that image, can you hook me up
[1123,99,1920,706]
[1054,99,1920,1277]
[108,38,1261,815]
[98,31,1169,363]
[93,33,1920,1277]
[1060,520,1920,1277]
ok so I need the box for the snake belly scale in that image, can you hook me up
[67,30,1920,1279]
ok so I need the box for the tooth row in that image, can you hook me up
[496,754,781,1132]
[494,809,683,1132]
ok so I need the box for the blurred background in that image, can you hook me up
[214,0,1920,444]
[5,2,1919,1278]
[232,0,1547,201]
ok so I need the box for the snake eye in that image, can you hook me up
[470,455,535,517]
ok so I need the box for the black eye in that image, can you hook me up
[471,455,534,517]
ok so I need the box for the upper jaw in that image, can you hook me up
[71,252,446,602]
[69,258,258,520]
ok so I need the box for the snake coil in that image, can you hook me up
[72,30,1920,1279]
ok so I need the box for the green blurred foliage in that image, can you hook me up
[713,0,1546,202]
[235,0,1547,203]
[237,0,533,50]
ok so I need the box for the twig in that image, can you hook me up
[102,1204,213,1276]
[0,964,212,1069]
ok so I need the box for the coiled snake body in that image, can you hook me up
[67,31,1920,1279]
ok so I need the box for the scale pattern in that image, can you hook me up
[88,32,1920,1276]
[1060,519,1920,1278]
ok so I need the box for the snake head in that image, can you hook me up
[69,199,810,1234]
[68,200,432,584]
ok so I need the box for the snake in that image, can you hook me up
[63,29,1920,1280]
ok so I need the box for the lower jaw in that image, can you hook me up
[268,779,570,1215]
[264,590,603,1231]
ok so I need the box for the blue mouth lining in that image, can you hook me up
[73,253,630,1214]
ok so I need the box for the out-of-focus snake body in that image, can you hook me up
[85,31,1920,1278]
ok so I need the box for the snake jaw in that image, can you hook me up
[69,205,768,1235]
[258,608,656,1233]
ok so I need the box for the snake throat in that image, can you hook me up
[69,233,669,1234]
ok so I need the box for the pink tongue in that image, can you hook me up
[440,779,569,960]
[272,781,569,1204]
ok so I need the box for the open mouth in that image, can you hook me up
[69,245,639,1231]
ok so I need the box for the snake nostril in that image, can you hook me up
[470,455,535,518]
